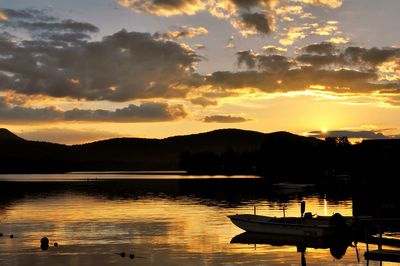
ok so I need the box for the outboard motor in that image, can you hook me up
[304,212,313,219]
[329,213,350,236]
[329,213,347,228]
[300,201,306,218]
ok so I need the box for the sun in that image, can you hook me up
[321,128,328,134]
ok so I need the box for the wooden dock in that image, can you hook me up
[364,249,400,262]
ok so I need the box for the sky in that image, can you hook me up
[0,0,399,144]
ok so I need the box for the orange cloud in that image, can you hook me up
[0,10,8,21]
[117,0,206,16]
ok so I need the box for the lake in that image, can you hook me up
[0,174,396,265]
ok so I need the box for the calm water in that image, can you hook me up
[0,174,397,265]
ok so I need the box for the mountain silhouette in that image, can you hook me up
[0,128,399,180]
[0,128,25,142]
[0,128,322,173]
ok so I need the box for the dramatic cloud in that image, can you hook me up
[116,0,342,36]
[202,114,252,123]
[0,98,187,123]
[64,102,187,122]
[0,15,200,101]
[201,43,400,105]
[1,8,400,120]
[233,12,272,36]
[155,26,208,39]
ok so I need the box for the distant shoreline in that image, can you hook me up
[0,172,261,182]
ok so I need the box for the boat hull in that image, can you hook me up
[228,214,334,237]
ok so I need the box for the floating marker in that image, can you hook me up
[129,254,135,259]
[0,233,3,237]
[120,252,126,258]
[40,237,49,251]
[9,234,14,239]
[54,242,59,247]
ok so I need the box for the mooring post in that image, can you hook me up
[365,226,369,253]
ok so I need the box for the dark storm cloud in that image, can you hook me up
[256,55,292,72]
[238,12,272,35]
[302,42,337,55]
[0,98,187,123]
[296,54,344,67]
[237,51,292,71]
[202,114,252,123]
[0,25,200,101]
[343,46,400,68]
[306,130,390,139]
[64,102,187,122]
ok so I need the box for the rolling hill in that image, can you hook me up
[0,128,322,173]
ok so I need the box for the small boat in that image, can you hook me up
[228,214,341,237]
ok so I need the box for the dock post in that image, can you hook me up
[365,226,369,253]
[254,206,256,215]
[378,225,382,251]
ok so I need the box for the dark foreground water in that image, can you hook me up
[0,174,398,265]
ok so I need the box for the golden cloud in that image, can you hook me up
[0,10,8,21]
[117,0,206,16]
[116,0,343,36]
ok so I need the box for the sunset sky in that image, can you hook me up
[0,0,399,144]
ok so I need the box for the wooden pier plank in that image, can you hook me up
[364,249,400,262]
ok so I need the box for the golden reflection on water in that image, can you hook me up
[0,193,394,265]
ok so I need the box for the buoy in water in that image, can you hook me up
[9,234,14,239]
[129,254,135,259]
[0,233,3,237]
[40,237,49,251]
[120,252,126,258]
[54,242,59,247]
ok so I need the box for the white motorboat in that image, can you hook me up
[228,214,346,237]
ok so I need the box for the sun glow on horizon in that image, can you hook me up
[321,127,328,134]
